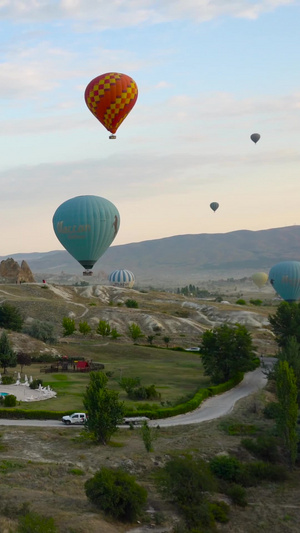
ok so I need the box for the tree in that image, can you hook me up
[269,302,300,347]
[110,327,121,340]
[85,467,147,521]
[200,323,256,384]
[78,321,91,336]
[118,376,141,395]
[275,336,300,403]
[141,421,158,453]
[275,360,299,467]
[147,335,154,345]
[96,320,111,337]
[0,331,17,373]
[62,317,76,336]
[17,351,32,373]
[0,303,23,331]
[128,323,144,342]
[23,320,56,344]
[163,336,170,348]
[83,371,124,444]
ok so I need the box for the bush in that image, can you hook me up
[17,511,58,532]
[0,303,23,331]
[241,435,280,463]
[209,455,241,482]
[209,501,230,523]
[242,461,288,485]
[23,320,57,344]
[263,402,281,419]
[1,375,15,385]
[236,299,246,305]
[3,394,17,407]
[85,467,147,521]
[30,379,43,390]
[249,299,263,306]
[125,299,139,308]
[226,484,247,507]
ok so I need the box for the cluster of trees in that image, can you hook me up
[176,285,211,298]
[118,376,161,401]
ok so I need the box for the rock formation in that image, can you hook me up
[0,258,35,283]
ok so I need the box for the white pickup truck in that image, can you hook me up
[62,413,87,425]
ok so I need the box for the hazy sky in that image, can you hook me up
[1,0,300,254]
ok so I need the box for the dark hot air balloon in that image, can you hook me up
[210,202,219,212]
[250,133,260,144]
[53,195,120,275]
[85,72,138,139]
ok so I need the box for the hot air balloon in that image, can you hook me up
[85,72,138,139]
[53,195,120,275]
[109,269,135,288]
[269,261,300,302]
[210,202,219,212]
[250,133,260,144]
[251,272,268,289]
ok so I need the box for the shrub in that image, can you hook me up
[125,299,138,308]
[17,511,58,532]
[78,321,91,335]
[4,394,17,407]
[85,467,147,521]
[155,456,217,530]
[226,484,247,507]
[23,320,57,344]
[241,435,280,463]
[30,379,43,390]
[220,421,257,436]
[62,317,76,336]
[210,455,241,482]
[209,501,230,523]
[1,375,15,385]
[249,299,263,306]
[235,299,246,305]
[0,303,23,331]
[242,461,288,485]
[263,402,281,419]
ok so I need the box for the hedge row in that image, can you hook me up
[0,372,245,421]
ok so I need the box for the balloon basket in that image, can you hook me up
[83,271,93,276]
[109,135,116,139]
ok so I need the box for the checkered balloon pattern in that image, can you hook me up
[85,72,138,135]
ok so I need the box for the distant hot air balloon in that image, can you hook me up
[53,195,120,275]
[269,261,300,302]
[109,269,135,288]
[85,72,138,139]
[210,202,219,212]
[250,133,260,144]
[251,272,268,289]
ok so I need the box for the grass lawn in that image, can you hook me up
[14,343,209,412]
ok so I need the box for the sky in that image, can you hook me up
[1,0,300,254]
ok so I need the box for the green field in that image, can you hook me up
[18,343,209,412]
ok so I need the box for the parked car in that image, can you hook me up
[123,416,150,426]
[62,413,87,425]
[185,347,200,352]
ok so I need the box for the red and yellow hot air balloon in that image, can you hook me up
[84,72,138,139]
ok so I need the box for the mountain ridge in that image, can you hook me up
[1,225,300,286]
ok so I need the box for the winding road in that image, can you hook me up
[0,358,274,428]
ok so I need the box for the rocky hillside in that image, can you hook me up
[0,282,277,357]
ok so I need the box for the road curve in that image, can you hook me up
[0,359,274,429]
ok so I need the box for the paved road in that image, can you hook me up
[0,359,274,429]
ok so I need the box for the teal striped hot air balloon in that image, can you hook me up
[109,269,135,288]
[53,195,120,272]
[269,261,300,302]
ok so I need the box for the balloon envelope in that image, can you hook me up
[210,202,219,212]
[250,133,260,144]
[85,72,138,136]
[251,272,268,289]
[109,269,135,288]
[53,195,120,270]
[269,261,300,302]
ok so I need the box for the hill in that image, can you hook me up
[1,225,300,287]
